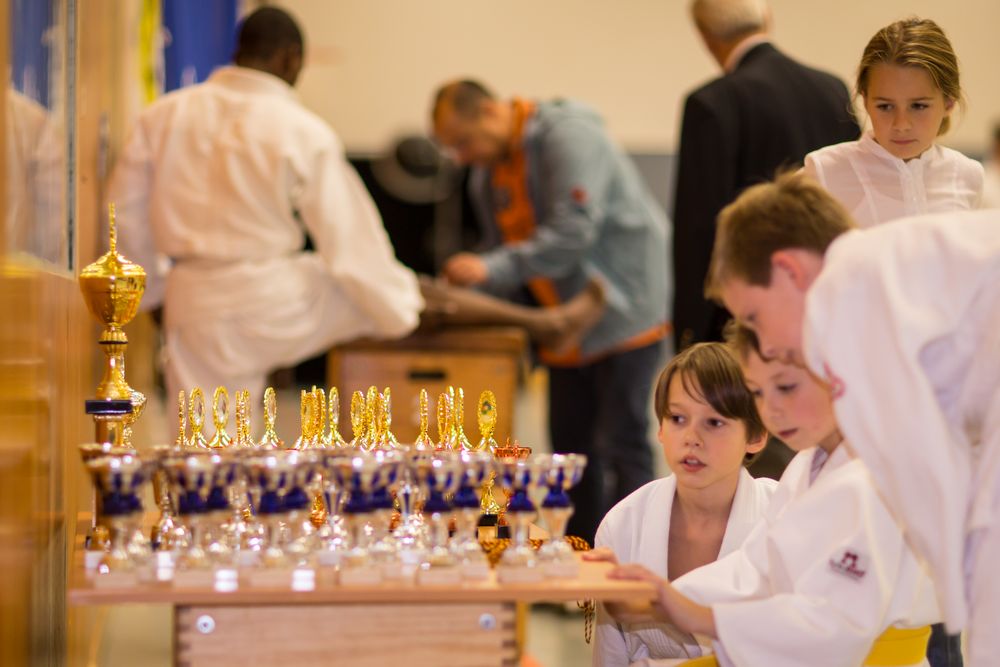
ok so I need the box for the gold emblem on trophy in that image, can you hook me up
[328,387,348,448]
[188,387,209,449]
[258,387,284,449]
[207,386,232,449]
[413,388,435,450]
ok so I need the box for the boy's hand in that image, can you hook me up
[582,547,618,565]
[442,253,488,286]
[609,564,718,639]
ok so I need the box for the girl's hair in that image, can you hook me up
[856,17,962,136]
[653,342,767,463]
[723,319,763,363]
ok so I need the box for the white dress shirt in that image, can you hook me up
[108,66,422,403]
[803,132,983,228]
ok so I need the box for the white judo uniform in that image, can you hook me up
[108,66,423,403]
[803,132,983,228]
[673,446,939,667]
[803,211,1000,665]
[593,469,777,666]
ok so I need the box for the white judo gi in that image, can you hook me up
[673,446,939,667]
[593,469,777,666]
[803,211,1000,665]
[108,66,423,403]
[803,132,983,229]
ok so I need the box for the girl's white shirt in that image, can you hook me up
[803,132,983,228]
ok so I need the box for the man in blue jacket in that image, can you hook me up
[432,80,671,544]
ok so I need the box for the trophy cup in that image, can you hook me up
[78,441,127,558]
[536,453,588,577]
[495,455,547,583]
[282,449,322,567]
[412,452,462,585]
[78,205,146,448]
[477,391,504,522]
[149,444,187,553]
[161,451,217,583]
[202,451,240,567]
[327,451,383,584]
[316,449,352,566]
[207,387,233,449]
[328,387,348,448]
[258,387,284,449]
[368,449,405,579]
[451,451,495,579]
[85,451,151,583]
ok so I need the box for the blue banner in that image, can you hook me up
[162,0,239,92]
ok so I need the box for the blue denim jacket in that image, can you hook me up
[469,99,672,358]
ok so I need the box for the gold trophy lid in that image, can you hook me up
[79,204,146,329]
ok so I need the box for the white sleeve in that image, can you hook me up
[706,477,910,667]
[106,121,166,310]
[803,242,971,629]
[295,137,423,339]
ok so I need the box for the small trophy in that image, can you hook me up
[175,390,188,448]
[350,390,367,449]
[381,388,399,448]
[453,388,473,451]
[537,453,588,577]
[436,391,453,451]
[496,455,547,583]
[452,451,496,579]
[78,204,147,447]
[328,387,348,448]
[413,389,435,450]
[293,389,313,450]
[477,391,504,517]
[258,387,284,449]
[207,387,232,449]
[188,388,209,449]
[85,451,151,578]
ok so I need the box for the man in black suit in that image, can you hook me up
[673,0,859,351]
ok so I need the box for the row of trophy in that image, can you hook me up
[83,443,587,587]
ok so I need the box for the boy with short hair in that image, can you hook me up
[706,171,1000,665]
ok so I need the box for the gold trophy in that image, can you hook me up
[413,389,435,450]
[175,390,188,448]
[233,389,254,449]
[436,391,453,451]
[207,386,232,449]
[188,388,209,449]
[258,387,284,449]
[453,387,473,451]
[477,391,504,515]
[382,388,400,448]
[328,387,348,448]
[350,390,367,449]
[293,389,313,449]
[313,387,327,449]
[78,204,147,447]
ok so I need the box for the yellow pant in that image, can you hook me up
[678,626,932,666]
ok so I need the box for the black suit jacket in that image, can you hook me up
[672,42,859,349]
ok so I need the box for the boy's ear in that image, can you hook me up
[771,250,814,291]
[746,430,767,456]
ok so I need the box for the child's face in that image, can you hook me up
[863,63,953,161]
[658,373,762,489]
[741,350,839,453]
[721,272,805,365]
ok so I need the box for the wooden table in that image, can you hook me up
[69,522,654,666]
[327,327,529,445]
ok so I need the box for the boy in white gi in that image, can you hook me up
[706,171,1000,665]
[589,343,777,665]
[606,320,940,667]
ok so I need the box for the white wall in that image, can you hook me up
[283,0,1000,155]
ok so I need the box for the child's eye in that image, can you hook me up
[668,413,684,425]
[876,103,893,112]
[706,418,726,428]
[777,383,797,394]
[749,388,763,399]
[911,103,928,111]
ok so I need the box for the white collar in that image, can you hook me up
[207,65,298,101]
[724,34,770,73]
[859,131,940,168]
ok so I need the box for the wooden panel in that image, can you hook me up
[175,603,517,667]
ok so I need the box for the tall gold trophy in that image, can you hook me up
[78,205,147,447]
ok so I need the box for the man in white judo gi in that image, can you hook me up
[107,7,423,403]
[708,171,1000,665]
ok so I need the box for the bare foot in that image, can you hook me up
[540,279,607,354]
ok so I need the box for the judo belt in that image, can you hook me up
[677,625,932,666]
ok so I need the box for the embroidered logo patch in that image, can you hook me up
[829,550,868,581]
[823,362,846,400]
